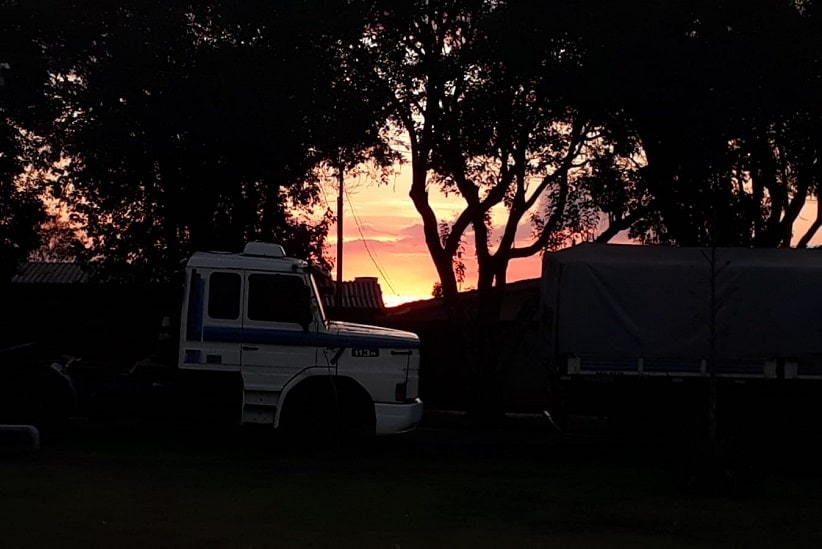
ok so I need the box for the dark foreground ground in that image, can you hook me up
[3,412,822,548]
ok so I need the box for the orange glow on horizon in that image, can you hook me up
[324,169,544,306]
[325,170,822,308]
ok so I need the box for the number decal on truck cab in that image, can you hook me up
[352,348,380,358]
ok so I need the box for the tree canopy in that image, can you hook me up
[572,0,822,248]
[0,1,55,279]
[1,0,820,289]
[2,0,390,280]
[343,0,822,305]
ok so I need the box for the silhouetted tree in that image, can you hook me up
[339,0,646,415]
[36,0,388,280]
[0,1,55,280]
[348,0,641,305]
[335,0,822,415]
[572,0,822,247]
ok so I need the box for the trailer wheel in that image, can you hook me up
[279,376,375,439]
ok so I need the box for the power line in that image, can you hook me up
[318,175,333,212]
[345,188,398,296]
[344,187,399,297]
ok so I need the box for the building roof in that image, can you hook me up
[12,260,386,311]
[319,277,385,310]
[11,262,89,284]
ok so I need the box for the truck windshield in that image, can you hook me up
[309,274,328,323]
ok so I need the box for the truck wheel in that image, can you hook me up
[0,367,76,431]
[279,377,375,439]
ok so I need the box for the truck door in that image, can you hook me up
[239,271,318,391]
[181,268,244,369]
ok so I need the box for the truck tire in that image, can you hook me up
[0,362,76,430]
[278,376,375,439]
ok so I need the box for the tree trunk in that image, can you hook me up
[797,201,822,248]
[464,255,508,423]
[408,159,459,302]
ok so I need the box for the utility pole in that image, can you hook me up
[707,173,721,449]
[335,162,344,313]
[707,244,718,443]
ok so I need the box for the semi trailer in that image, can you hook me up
[540,243,822,431]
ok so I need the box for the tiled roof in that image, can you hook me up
[319,277,385,310]
[11,262,90,284]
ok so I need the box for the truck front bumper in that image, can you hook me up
[374,398,423,435]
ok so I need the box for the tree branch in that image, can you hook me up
[509,167,570,259]
[496,131,530,257]
[595,204,652,243]
[521,119,587,213]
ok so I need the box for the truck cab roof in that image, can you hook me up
[186,242,309,273]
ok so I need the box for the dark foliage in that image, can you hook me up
[4,0,822,284]
[6,0,391,281]
[570,0,822,247]
[0,1,55,280]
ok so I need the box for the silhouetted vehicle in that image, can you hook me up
[541,244,822,434]
[69,242,423,436]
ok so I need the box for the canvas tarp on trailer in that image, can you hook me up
[541,244,822,364]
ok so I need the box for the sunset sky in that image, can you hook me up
[322,167,611,307]
[323,168,822,308]
[323,168,467,307]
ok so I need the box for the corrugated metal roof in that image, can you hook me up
[12,262,386,310]
[320,277,385,310]
[11,262,90,284]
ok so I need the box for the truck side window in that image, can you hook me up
[208,272,241,320]
[248,274,311,324]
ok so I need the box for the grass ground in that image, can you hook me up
[2,418,822,548]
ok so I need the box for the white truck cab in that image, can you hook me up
[178,242,423,435]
